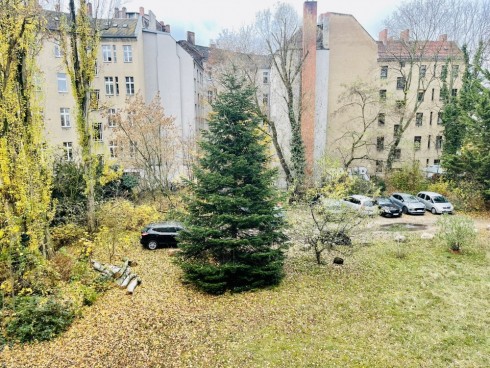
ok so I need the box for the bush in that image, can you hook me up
[3,296,75,343]
[385,161,428,194]
[51,223,89,251]
[437,215,476,252]
[427,179,485,212]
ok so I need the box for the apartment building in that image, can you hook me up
[38,6,203,179]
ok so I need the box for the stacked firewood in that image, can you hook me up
[91,259,141,294]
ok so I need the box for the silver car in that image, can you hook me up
[389,193,426,215]
[416,191,454,214]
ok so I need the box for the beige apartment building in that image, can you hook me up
[38,7,206,181]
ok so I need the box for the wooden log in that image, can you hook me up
[114,259,130,279]
[126,276,141,294]
[115,267,132,285]
[120,273,136,288]
[92,260,116,277]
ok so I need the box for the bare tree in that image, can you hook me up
[114,93,182,197]
[384,0,490,58]
[332,82,379,169]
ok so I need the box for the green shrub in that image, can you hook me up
[51,223,89,251]
[385,161,428,194]
[3,296,75,343]
[437,215,476,251]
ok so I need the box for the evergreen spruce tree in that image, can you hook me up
[178,75,287,295]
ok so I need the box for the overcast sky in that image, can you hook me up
[123,0,404,46]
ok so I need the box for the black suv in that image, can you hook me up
[140,222,184,250]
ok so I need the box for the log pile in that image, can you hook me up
[92,259,141,294]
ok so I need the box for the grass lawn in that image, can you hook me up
[1,215,489,367]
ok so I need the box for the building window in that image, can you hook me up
[378,113,385,126]
[436,136,443,149]
[417,90,424,102]
[94,60,99,76]
[107,108,116,127]
[394,148,401,160]
[263,71,269,84]
[54,43,62,58]
[115,76,119,95]
[430,111,433,125]
[262,93,269,105]
[376,160,383,173]
[125,76,135,95]
[426,158,430,166]
[438,112,444,124]
[123,45,133,63]
[431,88,435,101]
[380,66,388,79]
[104,77,114,95]
[60,108,71,128]
[428,135,431,149]
[57,73,68,92]
[420,65,427,78]
[379,89,387,101]
[102,45,112,62]
[207,90,213,104]
[395,100,405,109]
[376,136,384,151]
[93,122,103,141]
[452,65,459,78]
[109,140,117,157]
[90,90,100,110]
[396,77,406,90]
[414,136,421,150]
[399,61,406,68]
[63,142,73,161]
[451,88,458,97]
[129,141,137,158]
[416,112,423,126]
[112,45,117,63]
[434,159,441,165]
[441,65,448,78]
[394,124,401,136]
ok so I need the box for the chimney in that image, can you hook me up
[114,7,119,18]
[438,34,448,42]
[301,0,317,176]
[379,29,388,45]
[121,7,127,18]
[164,24,171,33]
[400,29,409,42]
[139,7,145,16]
[87,2,93,17]
[187,31,195,45]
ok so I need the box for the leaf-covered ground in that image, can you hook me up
[1,219,489,367]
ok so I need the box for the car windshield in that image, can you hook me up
[405,195,420,203]
[433,195,448,203]
[378,198,392,206]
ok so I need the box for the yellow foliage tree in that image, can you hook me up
[0,0,54,296]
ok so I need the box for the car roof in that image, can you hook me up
[350,195,372,200]
[417,191,442,196]
[392,192,413,197]
[147,221,184,228]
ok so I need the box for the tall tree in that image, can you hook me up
[442,44,490,200]
[59,0,100,232]
[178,75,286,295]
[210,2,307,193]
[0,0,54,295]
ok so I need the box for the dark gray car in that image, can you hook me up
[140,221,184,250]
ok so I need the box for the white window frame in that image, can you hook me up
[93,122,103,142]
[123,45,133,63]
[263,71,269,84]
[102,45,112,62]
[108,108,116,127]
[109,140,117,157]
[105,77,114,95]
[57,73,68,93]
[54,43,62,58]
[63,142,73,161]
[60,108,71,128]
[125,76,135,95]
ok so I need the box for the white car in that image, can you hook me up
[342,195,377,216]
[416,191,454,214]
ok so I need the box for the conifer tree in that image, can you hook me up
[178,75,287,295]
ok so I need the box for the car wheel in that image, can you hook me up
[147,240,158,250]
[402,206,408,214]
[431,207,437,215]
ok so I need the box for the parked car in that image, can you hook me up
[376,197,402,217]
[342,195,377,216]
[389,193,426,215]
[416,191,454,214]
[140,221,185,250]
